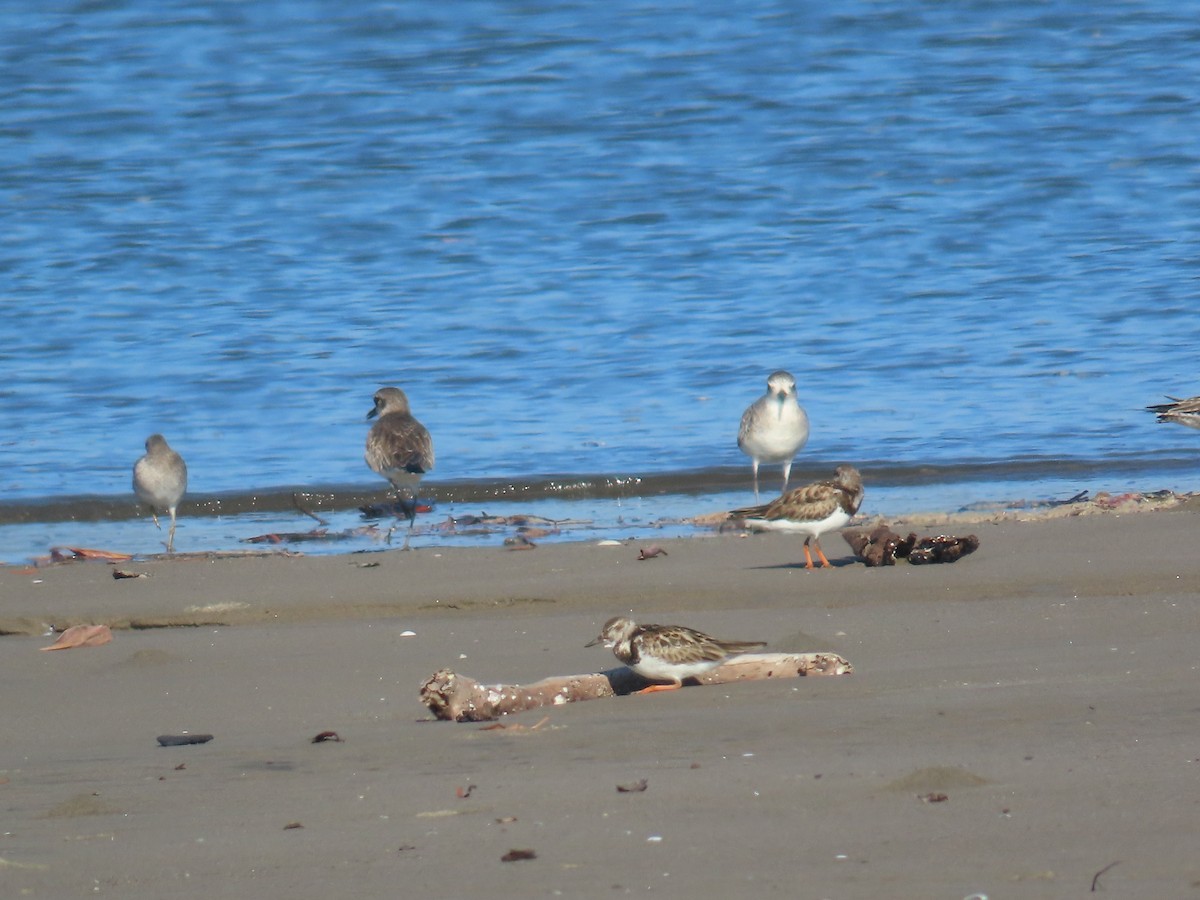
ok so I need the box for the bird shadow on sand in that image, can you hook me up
[746,555,857,571]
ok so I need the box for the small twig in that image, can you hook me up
[292,493,329,526]
[1091,860,1119,891]
[1051,489,1090,507]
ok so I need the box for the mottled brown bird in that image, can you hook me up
[365,386,434,547]
[731,464,864,570]
[1147,395,1200,430]
[586,616,767,692]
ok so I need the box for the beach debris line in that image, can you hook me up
[842,525,980,566]
[243,525,383,544]
[41,624,113,651]
[420,652,852,722]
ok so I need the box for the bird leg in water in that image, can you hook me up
[385,490,419,549]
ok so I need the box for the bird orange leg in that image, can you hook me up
[802,542,815,570]
[634,683,682,694]
[813,540,832,569]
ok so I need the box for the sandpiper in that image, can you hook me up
[737,370,809,500]
[132,433,188,553]
[1147,395,1200,430]
[586,615,767,692]
[731,464,864,570]
[365,386,434,548]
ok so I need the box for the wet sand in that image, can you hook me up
[3,505,1200,898]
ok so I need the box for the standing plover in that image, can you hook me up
[737,370,809,500]
[1147,395,1200,430]
[365,386,434,548]
[133,434,188,553]
[731,464,864,570]
[586,616,767,692]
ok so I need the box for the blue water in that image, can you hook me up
[2,0,1199,561]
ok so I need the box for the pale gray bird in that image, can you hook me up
[365,386,434,548]
[133,433,188,553]
[737,370,810,500]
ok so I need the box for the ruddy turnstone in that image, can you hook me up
[132,433,188,553]
[737,370,810,500]
[1147,395,1200,430]
[731,464,864,570]
[365,386,435,548]
[585,615,767,692]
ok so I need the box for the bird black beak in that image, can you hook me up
[366,406,378,420]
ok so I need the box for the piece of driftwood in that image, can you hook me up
[420,651,853,722]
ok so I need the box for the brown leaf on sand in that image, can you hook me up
[311,730,343,743]
[501,849,536,862]
[637,546,668,560]
[616,779,649,793]
[112,569,148,580]
[49,547,134,563]
[40,624,113,651]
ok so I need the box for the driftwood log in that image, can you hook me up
[420,651,853,722]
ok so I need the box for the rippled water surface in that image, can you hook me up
[2,0,1199,560]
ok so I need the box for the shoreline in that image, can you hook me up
[3,503,1200,896]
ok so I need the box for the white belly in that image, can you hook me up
[633,656,722,683]
[745,507,850,539]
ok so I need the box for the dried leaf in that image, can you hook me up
[41,624,113,651]
[501,849,536,862]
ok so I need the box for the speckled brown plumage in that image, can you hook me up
[1147,395,1200,430]
[365,386,434,546]
[586,616,767,690]
[730,464,864,569]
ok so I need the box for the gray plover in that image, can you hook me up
[365,386,434,548]
[730,464,864,570]
[737,370,809,500]
[1147,395,1200,430]
[132,433,188,553]
[585,616,767,692]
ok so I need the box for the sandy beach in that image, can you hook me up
[3,503,1200,898]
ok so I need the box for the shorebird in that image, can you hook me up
[1147,395,1200,430]
[132,433,188,553]
[586,616,767,692]
[365,386,434,548]
[737,370,809,500]
[730,464,864,570]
